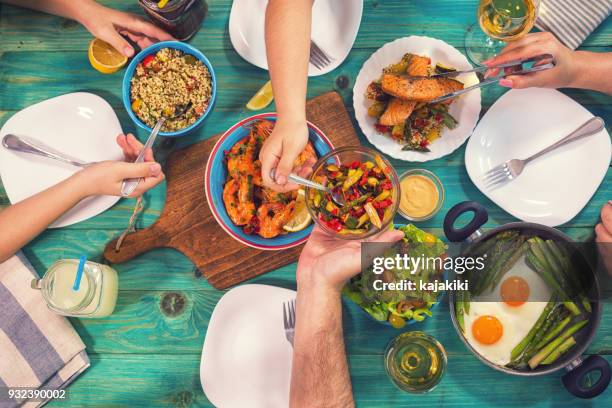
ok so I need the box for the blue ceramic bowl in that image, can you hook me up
[205,113,334,250]
[122,41,217,137]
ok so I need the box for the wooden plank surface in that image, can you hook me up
[0,0,611,406]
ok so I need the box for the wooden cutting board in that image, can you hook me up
[103,92,359,289]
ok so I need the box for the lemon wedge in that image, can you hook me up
[283,189,312,232]
[88,38,127,74]
[246,80,274,111]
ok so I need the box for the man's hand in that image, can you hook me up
[297,226,405,293]
[259,117,310,193]
[78,1,174,57]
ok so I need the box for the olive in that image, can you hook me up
[388,313,406,329]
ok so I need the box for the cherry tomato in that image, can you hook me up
[142,55,155,68]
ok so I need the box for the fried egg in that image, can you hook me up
[463,256,552,366]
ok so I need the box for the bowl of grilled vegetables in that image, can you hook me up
[353,36,481,162]
[444,201,610,399]
[305,146,400,240]
[205,113,334,250]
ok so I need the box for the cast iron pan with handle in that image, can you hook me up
[443,201,610,399]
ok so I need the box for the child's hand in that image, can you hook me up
[76,133,165,198]
[79,1,174,57]
[259,118,310,193]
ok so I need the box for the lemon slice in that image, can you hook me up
[283,189,312,232]
[246,80,274,111]
[88,38,128,74]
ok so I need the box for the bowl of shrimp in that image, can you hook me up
[204,113,334,250]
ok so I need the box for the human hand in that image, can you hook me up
[259,117,311,193]
[595,201,612,276]
[78,1,174,57]
[76,133,165,198]
[484,32,578,90]
[296,226,404,294]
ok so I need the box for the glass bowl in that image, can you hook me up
[305,146,400,240]
[397,169,444,222]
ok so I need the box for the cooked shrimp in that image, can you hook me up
[223,177,255,226]
[257,202,296,238]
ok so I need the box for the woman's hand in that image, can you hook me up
[78,1,174,57]
[259,117,311,193]
[76,133,165,198]
[485,32,579,89]
[595,201,612,276]
[296,226,404,294]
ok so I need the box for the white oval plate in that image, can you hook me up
[465,88,611,227]
[0,93,123,228]
[229,0,363,77]
[353,36,482,162]
[201,284,295,408]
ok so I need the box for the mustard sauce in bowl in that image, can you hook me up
[398,169,444,221]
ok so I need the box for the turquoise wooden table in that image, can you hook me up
[1,1,611,406]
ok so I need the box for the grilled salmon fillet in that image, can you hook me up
[378,55,430,126]
[379,98,416,126]
[381,74,464,102]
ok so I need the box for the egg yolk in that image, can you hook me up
[500,276,530,307]
[472,315,503,345]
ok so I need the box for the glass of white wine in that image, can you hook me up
[465,0,540,65]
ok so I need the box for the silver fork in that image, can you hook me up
[482,117,605,189]
[309,40,334,70]
[282,299,296,346]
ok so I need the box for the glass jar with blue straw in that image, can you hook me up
[31,256,119,318]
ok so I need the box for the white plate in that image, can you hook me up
[200,284,295,408]
[229,0,363,76]
[0,93,123,228]
[465,88,611,227]
[353,36,482,162]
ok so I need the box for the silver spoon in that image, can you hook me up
[270,169,346,207]
[2,134,93,167]
[120,102,192,197]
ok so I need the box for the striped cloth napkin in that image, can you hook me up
[0,253,89,408]
[536,0,612,49]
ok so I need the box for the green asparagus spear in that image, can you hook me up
[477,237,524,294]
[510,299,556,362]
[528,319,589,369]
[541,336,577,365]
[490,241,526,289]
[535,315,572,350]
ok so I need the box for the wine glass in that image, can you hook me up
[465,0,541,65]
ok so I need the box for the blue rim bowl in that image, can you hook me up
[122,41,217,137]
[205,113,334,250]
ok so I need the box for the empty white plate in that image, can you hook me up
[0,92,123,228]
[465,88,611,227]
[229,0,363,76]
[200,284,295,408]
[353,36,482,162]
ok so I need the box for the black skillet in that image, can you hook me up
[443,201,610,399]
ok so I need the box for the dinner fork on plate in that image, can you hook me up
[309,40,333,70]
[282,299,296,346]
[482,116,605,188]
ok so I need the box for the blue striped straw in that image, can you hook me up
[72,255,87,292]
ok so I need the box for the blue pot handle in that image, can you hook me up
[562,355,611,399]
[443,201,489,242]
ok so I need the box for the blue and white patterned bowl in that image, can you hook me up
[205,113,334,250]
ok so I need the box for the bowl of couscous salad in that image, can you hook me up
[122,41,216,137]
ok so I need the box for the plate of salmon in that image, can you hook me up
[353,36,482,162]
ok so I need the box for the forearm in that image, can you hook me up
[265,0,312,123]
[290,283,355,408]
[0,172,88,262]
[1,0,97,25]
[571,51,612,94]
